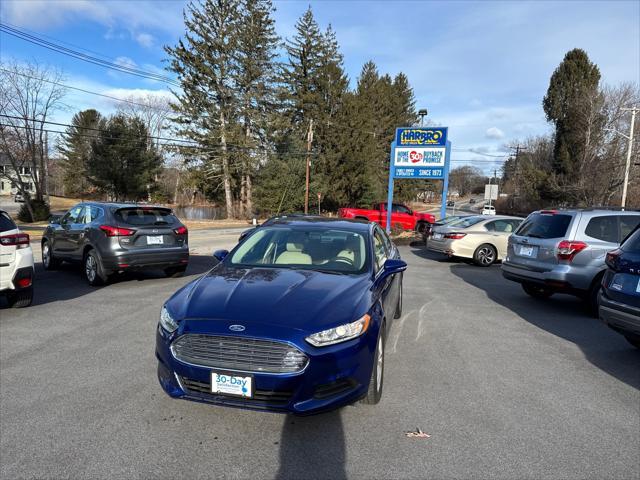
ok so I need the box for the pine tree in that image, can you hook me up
[166,0,241,219]
[57,109,102,196]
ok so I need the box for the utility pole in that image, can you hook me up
[304,119,314,215]
[621,106,638,209]
[508,144,527,197]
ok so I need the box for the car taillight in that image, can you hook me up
[444,233,466,240]
[99,225,135,237]
[557,240,587,261]
[0,233,30,249]
[173,226,188,235]
[605,249,621,269]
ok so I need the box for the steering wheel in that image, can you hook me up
[334,256,354,266]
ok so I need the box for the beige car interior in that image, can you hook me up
[275,232,312,265]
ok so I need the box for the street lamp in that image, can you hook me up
[418,108,428,127]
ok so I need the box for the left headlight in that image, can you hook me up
[159,306,178,333]
[305,314,371,347]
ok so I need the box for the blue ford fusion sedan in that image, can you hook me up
[156,217,406,414]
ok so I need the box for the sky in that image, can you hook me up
[1,0,639,174]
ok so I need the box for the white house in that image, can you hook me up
[0,154,37,196]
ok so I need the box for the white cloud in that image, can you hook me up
[485,127,505,139]
[114,56,137,69]
[135,32,154,48]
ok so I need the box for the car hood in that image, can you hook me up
[167,264,372,333]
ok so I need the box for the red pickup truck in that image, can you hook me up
[339,203,435,232]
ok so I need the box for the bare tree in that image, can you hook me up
[114,93,172,152]
[0,61,66,220]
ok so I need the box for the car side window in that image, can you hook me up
[87,206,104,223]
[62,206,82,225]
[485,221,496,231]
[620,216,640,241]
[373,228,388,273]
[392,204,411,215]
[584,215,619,243]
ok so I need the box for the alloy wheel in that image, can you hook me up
[376,334,384,392]
[85,254,97,283]
[478,247,495,265]
[42,244,50,268]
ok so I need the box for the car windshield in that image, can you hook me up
[448,216,484,228]
[228,226,369,274]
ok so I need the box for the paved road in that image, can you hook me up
[1,231,638,479]
[0,195,20,216]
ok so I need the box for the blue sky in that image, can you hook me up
[1,0,639,173]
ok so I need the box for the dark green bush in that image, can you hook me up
[17,199,50,222]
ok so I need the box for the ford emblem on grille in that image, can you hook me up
[229,325,246,332]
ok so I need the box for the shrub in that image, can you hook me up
[17,199,50,222]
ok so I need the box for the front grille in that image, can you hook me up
[171,334,308,374]
[179,376,293,406]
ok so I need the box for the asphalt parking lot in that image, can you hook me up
[1,230,638,480]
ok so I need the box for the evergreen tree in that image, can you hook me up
[543,49,602,179]
[166,0,241,218]
[87,115,162,201]
[57,109,102,196]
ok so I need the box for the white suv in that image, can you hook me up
[0,210,34,307]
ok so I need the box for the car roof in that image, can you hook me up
[73,201,172,210]
[264,215,372,233]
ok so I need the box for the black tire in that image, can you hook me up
[7,287,33,308]
[587,275,604,317]
[42,240,61,270]
[394,277,403,319]
[84,249,107,286]
[415,221,428,234]
[473,244,497,267]
[164,266,187,278]
[624,334,640,349]
[522,283,554,299]
[361,324,385,405]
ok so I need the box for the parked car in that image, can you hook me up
[427,215,523,266]
[502,209,640,311]
[156,217,406,414]
[599,226,640,348]
[0,210,34,307]
[13,192,24,203]
[339,202,435,232]
[422,214,472,244]
[468,198,477,204]
[482,205,496,216]
[446,200,455,207]
[42,202,189,286]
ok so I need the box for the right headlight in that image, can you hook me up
[305,314,371,347]
[159,306,178,333]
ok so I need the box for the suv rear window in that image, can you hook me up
[0,211,17,233]
[516,213,572,239]
[622,228,640,253]
[114,208,178,226]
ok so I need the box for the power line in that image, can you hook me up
[0,23,180,87]
[0,68,174,113]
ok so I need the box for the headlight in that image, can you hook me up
[305,314,371,347]
[159,306,178,333]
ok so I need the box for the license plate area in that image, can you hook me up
[516,244,536,257]
[432,233,443,240]
[211,371,253,398]
[147,235,164,245]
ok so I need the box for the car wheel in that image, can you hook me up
[164,266,187,278]
[84,250,107,286]
[361,324,385,405]
[7,287,33,308]
[473,244,497,267]
[623,334,640,349]
[587,275,604,317]
[522,283,554,299]
[42,241,61,270]
[415,221,428,234]
[394,278,403,319]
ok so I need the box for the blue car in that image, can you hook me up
[599,226,640,349]
[156,217,406,414]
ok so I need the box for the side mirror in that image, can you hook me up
[381,258,407,277]
[213,249,229,262]
[49,214,62,225]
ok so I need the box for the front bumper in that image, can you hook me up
[101,247,189,271]
[155,326,376,415]
[599,292,640,336]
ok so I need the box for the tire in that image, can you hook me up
[7,287,33,308]
[624,334,640,349]
[394,277,403,319]
[416,221,428,234]
[473,244,497,267]
[164,266,187,278]
[361,324,385,405]
[42,240,61,270]
[587,275,604,317]
[522,283,554,299]
[84,249,107,286]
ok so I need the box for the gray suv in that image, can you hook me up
[42,202,189,286]
[502,209,640,311]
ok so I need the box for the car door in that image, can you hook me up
[372,226,395,318]
[485,219,520,258]
[66,206,88,260]
[54,205,83,256]
[391,204,414,230]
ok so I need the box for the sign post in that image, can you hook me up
[386,127,451,232]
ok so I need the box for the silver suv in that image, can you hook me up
[502,209,640,311]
